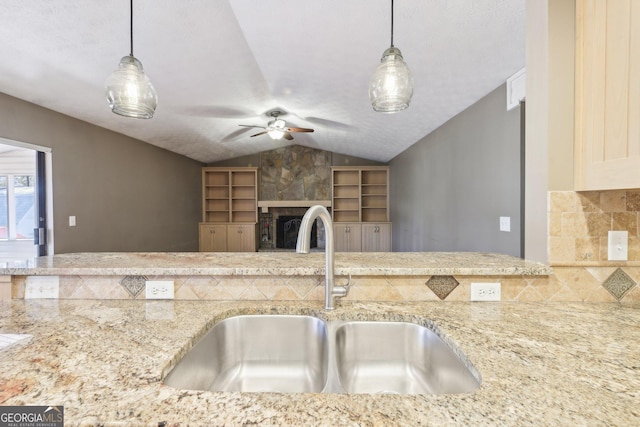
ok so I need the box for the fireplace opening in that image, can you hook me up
[276,216,317,249]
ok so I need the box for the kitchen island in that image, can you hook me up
[1,299,638,426]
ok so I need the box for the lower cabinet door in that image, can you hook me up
[199,224,227,252]
[227,224,257,252]
[361,223,392,252]
[333,223,362,252]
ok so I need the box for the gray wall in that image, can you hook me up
[389,84,521,255]
[0,92,203,253]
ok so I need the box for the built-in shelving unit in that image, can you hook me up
[202,168,257,223]
[361,168,389,222]
[230,170,258,223]
[331,166,391,251]
[331,166,389,223]
[332,168,360,222]
[200,167,258,252]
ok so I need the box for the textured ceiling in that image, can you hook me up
[0,1,525,163]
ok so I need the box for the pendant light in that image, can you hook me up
[105,0,157,119]
[369,0,414,113]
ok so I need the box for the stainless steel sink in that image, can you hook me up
[163,315,329,393]
[334,321,481,394]
[164,315,481,395]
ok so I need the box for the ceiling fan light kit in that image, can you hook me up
[369,0,414,113]
[105,0,157,119]
[239,111,314,141]
[267,119,287,139]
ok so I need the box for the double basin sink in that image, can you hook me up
[164,315,481,395]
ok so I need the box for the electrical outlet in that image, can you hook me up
[499,216,511,232]
[470,282,501,301]
[25,276,59,299]
[145,280,174,300]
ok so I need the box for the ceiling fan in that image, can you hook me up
[239,111,314,140]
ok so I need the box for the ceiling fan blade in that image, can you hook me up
[178,105,255,119]
[250,131,268,137]
[286,127,314,133]
[239,124,266,129]
[302,116,354,130]
[221,127,253,142]
[283,132,294,141]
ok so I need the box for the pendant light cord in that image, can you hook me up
[390,0,394,47]
[129,0,134,56]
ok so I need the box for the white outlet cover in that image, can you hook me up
[25,276,59,299]
[145,280,175,300]
[499,216,511,232]
[608,231,628,261]
[470,282,501,301]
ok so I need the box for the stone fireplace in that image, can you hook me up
[257,145,331,251]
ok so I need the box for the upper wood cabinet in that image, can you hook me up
[202,167,258,223]
[332,166,390,223]
[575,0,640,190]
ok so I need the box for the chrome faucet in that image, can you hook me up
[296,205,350,310]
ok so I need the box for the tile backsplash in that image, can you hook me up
[7,190,640,304]
[549,190,640,264]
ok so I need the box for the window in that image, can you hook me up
[0,174,35,240]
[0,176,7,238]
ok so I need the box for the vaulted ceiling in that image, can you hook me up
[0,1,525,163]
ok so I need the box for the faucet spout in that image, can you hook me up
[296,205,350,310]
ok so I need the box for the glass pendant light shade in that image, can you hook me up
[105,55,157,119]
[369,46,414,113]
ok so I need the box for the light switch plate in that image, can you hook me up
[608,231,628,261]
[499,216,511,232]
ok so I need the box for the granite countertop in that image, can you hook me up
[1,299,638,426]
[0,252,551,276]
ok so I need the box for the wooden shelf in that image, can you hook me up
[202,167,258,224]
[331,166,389,223]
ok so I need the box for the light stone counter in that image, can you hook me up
[0,299,638,426]
[0,252,550,276]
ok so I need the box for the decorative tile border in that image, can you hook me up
[9,267,640,303]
